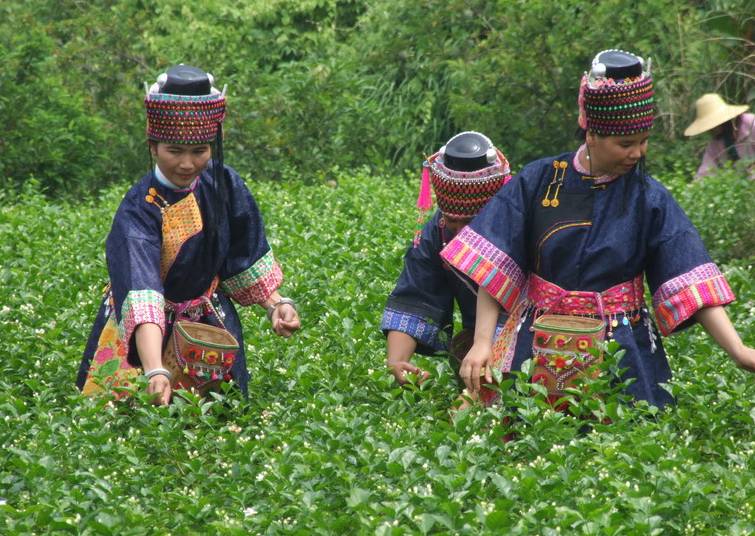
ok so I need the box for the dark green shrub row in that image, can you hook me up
[1,0,752,194]
[664,162,755,264]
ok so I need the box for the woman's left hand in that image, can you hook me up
[271,303,300,337]
[731,345,755,373]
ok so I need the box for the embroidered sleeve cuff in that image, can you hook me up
[118,289,166,346]
[440,227,525,312]
[652,263,736,336]
[221,250,284,306]
[382,308,449,353]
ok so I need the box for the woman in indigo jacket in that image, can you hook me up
[383,132,511,399]
[441,50,755,408]
[77,65,300,404]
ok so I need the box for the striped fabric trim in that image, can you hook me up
[440,227,525,312]
[652,263,735,335]
[119,289,165,346]
[221,250,283,306]
[381,308,446,352]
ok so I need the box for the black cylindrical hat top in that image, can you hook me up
[591,49,643,80]
[442,131,496,172]
[160,65,213,95]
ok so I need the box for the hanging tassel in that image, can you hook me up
[413,163,434,248]
[417,165,433,211]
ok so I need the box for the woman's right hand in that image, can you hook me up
[147,374,172,405]
[387,359,430,385]
[460,342,493,393]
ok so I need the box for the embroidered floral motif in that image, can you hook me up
[119,289,165,346]
[221,250,283,305]
[440,227,525,311]
[652,263,735,335]
[82,312,140,396]
[160,193,203,279]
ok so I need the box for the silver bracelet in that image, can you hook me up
[266,297,297,321]
[144,367,173,381]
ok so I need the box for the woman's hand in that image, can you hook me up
[460,342,493,393]
[387,359,430,385]
[271,303,300,337]
[147,374,172,405]
[731,345,755,373]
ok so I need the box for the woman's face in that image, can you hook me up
[150,142,212,188]
[587,131,650,176]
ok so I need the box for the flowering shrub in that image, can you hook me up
[0,170,753,533]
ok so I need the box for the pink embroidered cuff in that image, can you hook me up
[440,227,525,312]
[221,250,284,306]
[118,289,166,346]
[652,263,735,336]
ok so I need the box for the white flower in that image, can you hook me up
[243,507,257,517]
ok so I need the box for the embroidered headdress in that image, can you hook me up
[578,49,654,136]
[414,131,511,245]
[145,65,226,144]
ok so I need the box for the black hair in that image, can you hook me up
[208,124,228,250]
[718,119,740,162]
[196,126,228,275]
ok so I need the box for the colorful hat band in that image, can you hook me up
[578,75,654,136]
[145,93,226,144]
[428,151,511,218]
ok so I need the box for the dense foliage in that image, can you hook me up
[1,166,753,533]
[1,0,753,193]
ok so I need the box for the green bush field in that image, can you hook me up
[0,165,753,534]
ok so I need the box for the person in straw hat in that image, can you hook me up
[383,131,512,405]
[684,93,754,179]
[441,49,755,410]
[76,65,300,404]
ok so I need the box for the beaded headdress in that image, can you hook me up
[414,132,511,245]
[145,65,226,144]
[578,49,654,136]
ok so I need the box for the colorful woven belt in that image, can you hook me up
[527,273,645,318]
[165,276,221,322]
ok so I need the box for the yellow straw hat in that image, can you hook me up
[684,93,749,136]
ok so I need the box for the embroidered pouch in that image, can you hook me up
[530,314,605,399]
[162,320,239,396]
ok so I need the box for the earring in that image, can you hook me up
[586,145,593,176]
